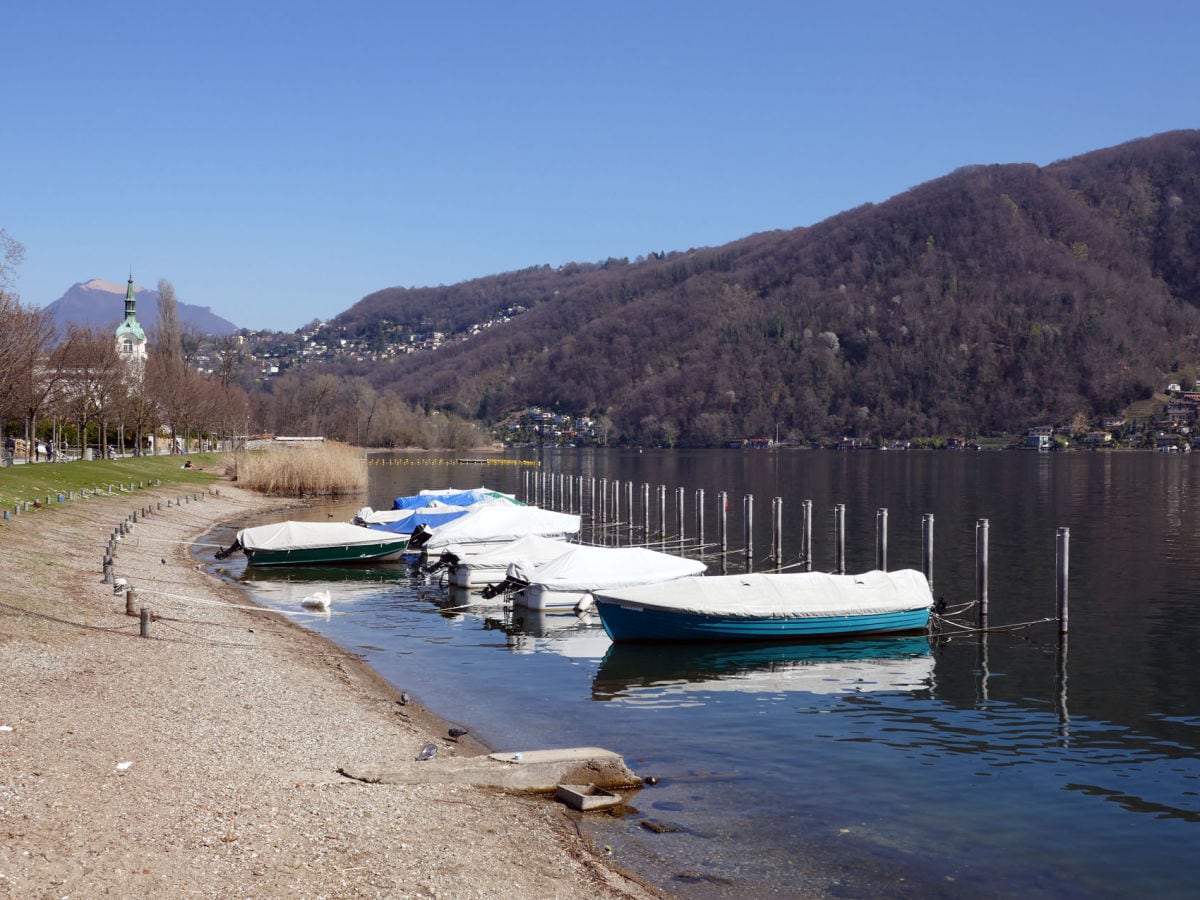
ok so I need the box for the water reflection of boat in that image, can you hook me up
[240,565,406,585]
[593,636,934,703]
[238,564,409,610]
[506,608,613,659]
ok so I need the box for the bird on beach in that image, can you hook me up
[415,742,438,761]
[398,692,411,706]
[448,727,468,741]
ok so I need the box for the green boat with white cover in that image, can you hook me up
[215,520,409,567]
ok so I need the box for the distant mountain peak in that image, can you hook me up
[42,279,239,336]
[79,277,142,294]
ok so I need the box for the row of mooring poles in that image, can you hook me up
[524,468,1071,633]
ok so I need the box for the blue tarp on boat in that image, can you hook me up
[392,488,519,510]
[367,507,472,534]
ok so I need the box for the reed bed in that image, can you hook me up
[231,441,367,496]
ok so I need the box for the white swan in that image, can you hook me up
[300,589,332,610]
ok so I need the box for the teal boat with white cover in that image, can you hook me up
[593,569,933,642]
[216,521,409,567]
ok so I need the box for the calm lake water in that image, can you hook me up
[204,450,1200,898]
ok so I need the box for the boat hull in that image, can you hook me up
[244,542,407,567]
[594,601,930,642]
[515,586,592,610]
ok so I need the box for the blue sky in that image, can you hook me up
[4,1,1197,330]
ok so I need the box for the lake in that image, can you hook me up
[205,449,1200,898]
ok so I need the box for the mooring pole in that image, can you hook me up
[627,481,635,543]
[743,494,754,568]
[718,491,728,556]
[696,488,705,549]
[642,484,650,544]
[977,518,990,626]
[875,507,888,571]
[1056,526,1070,634]
[658,485,667,545]
[834,504,846,574]
[802,499,813,571]
[676,487,685,548]
[772,497,783,568]
[598,478,607,523]
[922,513,935,590]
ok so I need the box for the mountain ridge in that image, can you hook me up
[309,129,1200,444]
[43,279,239,337]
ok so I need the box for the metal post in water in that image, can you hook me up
[696,488,705,549]
[628,482,638,547]
[589,477,596,521]
[744,494,754,567]
[977,518,990,626]
[718,491,728,556]
[676,487,685,548]
[834,504,846,574]
[1056,526,1070,634]
[598,478,607,523]
[772,497,783,568]
[922,513,935,590]
[802,499,813,571]
[875,507,888,571]
[642,484,651,544]
[658,485,667,544]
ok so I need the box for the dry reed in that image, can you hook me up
[231,441,368,496]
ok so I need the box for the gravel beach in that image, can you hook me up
[0,483,660,898]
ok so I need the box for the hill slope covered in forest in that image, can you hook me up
[327,130,1200,445]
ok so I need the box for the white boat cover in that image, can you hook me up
[529,546,707,592]
[593,569,933,618]
[423,505,581,551]
[237,521,400,551]
[452,534,574,571]
[356,500,461,525]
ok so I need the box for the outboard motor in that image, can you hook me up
[406,523,434,550]
[480,560,533,600]
[214,537,242,560]
[423,550,459,577]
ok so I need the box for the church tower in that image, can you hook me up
[114,274,148,366]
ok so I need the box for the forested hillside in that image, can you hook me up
[328,130,1200,445]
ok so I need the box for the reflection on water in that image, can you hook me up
[594,637,934,707]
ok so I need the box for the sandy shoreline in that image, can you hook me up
[0,483,660,898]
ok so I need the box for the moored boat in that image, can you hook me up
[411,504,581,556]
[511,545,708,611]
[436,534,575,588]
[215,521,409,567]
[593,569,933,641]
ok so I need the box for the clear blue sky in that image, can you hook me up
[4,1,1197,331]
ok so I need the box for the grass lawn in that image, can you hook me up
[0,453,223,509]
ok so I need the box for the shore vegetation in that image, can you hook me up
[229,440,367,496]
